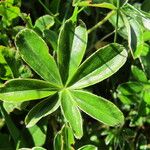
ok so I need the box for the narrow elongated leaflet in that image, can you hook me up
[72,90,124,126]
[54,125,75,150]
[25,94,60,127]
[60,89,83,139]
[0,79,57,102]
[67,22,88,82]
[129,19,143,58]
[68,43,127,89]
[57,20,75,84]
[15,29,62,86]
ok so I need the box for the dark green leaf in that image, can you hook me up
[0,103,27,147]
[25,94,59,127]
[57,20,75,84]
[129,19,144,58]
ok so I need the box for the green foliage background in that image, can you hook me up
[0,0,150,149]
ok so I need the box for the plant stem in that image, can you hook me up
[114,0,120,43]
[87,10,116,34]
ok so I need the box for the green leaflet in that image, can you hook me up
[54,125,75,150]
[73,1,116,10]
[129,19,144,58]
[60,90,83,139]
[72,90,124,126]
[67,22,88,82]
[117,82,143,95]
[25,94,60,128]
[34,15,55,32]
[131,66,148,82]
[57,20,88,84]
[68,43,127,89]
[15,29,62,86]
[0,79,57,102]
[57,20,75,84]
[78,145,97,150]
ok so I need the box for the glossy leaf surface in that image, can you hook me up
[25,94,59,127]
[60,90,83,139]
[72,90,124,126]
[68,22,88,81]
[0,79,56,102]
[68,43,127,89]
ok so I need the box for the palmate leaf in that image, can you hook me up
[71,90,124,126]
[15,29,62,86]
[68,43,127,89]
[57,20,88,84]
[60,89,83,139]
[25,94,60,128]
[0,79,57,102]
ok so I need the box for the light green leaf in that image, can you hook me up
[27,124,47,146]
[60,90,83,139]
[0,79,57,102]
[34,15,55,32]
[129,19,144,58]
[143,90,150,105]
[68,43,127,89]
[67,22,88,82]
[131,66,147,82]
[15,29,62,86]
[78,145,97,150]
[57,20,75,84]
[25,94,59,128]
[54,125,75,150]
[72,90,124,126]
[0,4,20,27]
